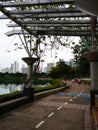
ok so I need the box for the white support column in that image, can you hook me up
[83,52,98,89]
[26,64,33,88]
[90,62,98,89]
[22,57,38,98]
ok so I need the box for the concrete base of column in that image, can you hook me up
[83,52,98,89]
[23,87,34,100]
[90,89,98,107]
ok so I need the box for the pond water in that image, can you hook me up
[0,83,50,95]
[0,84,24,95]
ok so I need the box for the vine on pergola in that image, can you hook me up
[12,30,69,72]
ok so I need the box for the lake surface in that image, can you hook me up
[0,83,50,95]
[0,84,24,95]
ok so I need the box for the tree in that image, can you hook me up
[49,59,72,79]
[71,36,91,77]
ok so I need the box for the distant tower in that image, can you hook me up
[47,63,54,73]
[0,65,2,73]
[14,61,19,73]
[65,59,75,67]
[10,63,14,73]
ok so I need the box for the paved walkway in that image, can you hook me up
[0,81,95,130]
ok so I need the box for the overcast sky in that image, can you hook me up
[0,19,80,70]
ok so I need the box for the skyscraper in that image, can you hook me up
[14,61,19,73]
[10,63,14,73]
[47,63,54,73]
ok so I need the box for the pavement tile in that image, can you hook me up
[0,81,96,130]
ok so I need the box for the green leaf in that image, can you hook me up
[14,43,18,46]
[40,50,43,53]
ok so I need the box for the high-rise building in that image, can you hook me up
[0,65,2,73]
[47,63,54,73]
[65,59,75,67]
[14,61,19,73]
[0,61,21,73]
[2,67,10,73]
[10,63,14,73]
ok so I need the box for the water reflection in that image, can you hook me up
[0,84,24,95]
[0,83,51,95]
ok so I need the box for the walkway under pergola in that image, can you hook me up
[0,0,97,37]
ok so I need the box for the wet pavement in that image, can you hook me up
[0,81,96,130]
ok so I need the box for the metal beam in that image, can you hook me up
[6,28,98,34]
[26,27,98,32]
[0,15,7,19]
[21,19,91,24]
[0,0,96,37]
[2,0,74,7]
[8,8,81,15]
[0,13,90,20]
[5,29,98,37]
[5,30,28,36]
[7,13,90,19]
[0,4,33,35]
[37,30,98,36]
[7,23,93,28]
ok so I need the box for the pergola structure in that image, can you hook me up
[0,0,98,37]
[0,0,98,100]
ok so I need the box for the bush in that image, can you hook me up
[0,91,23,103]
[34,79,66,93]
[81,79,91,84]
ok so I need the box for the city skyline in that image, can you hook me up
[0,58,74,74]
[0,61,26,73]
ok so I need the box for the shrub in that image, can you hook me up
[0,79,66,103]
[0,91,23,103]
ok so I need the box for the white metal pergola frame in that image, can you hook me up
[0,0,97,37]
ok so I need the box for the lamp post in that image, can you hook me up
[22,57,38,99]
